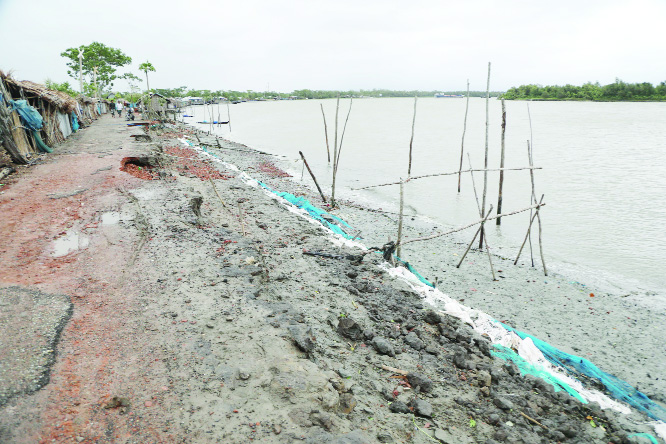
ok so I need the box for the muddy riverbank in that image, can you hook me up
[0,115,663,443]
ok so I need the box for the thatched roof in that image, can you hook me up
[1,71,78,113]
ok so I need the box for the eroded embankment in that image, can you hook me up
[0,116,662,443]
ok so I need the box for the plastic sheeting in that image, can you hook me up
[57,111,72,139]
[9,99,43,130]
[71,112,79,132]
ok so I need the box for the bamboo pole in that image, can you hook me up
[396,178,405,257]
[527,105,535,266]
[457,79,470,192]
[496,99,506,225]
[466,154,496,279]
[457,205,493,268]
[514,195,544,265]
[320,103,331,163]
[479,61,491,249]
[299,151,327,203]
[527,141,548,276]
[400,202,544,246]
[407,96,417,177]
[352,166,541,191]
[226,101,232,132]
[335,99,353,170]
[331,98,353,208]
[331,95,340,207]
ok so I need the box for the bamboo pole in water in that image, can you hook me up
[320,103,331,163]
[527,140,548,276]
[407,96,417,177]
[332,98,353,208]
[465,154,496,279]
[299,150,327,203]
[457,79,470,192]
[331,95,340,207]
[526,104,535,266]
[496,99,507,225]
[479,62,491,249]
[227,102,232,132]
[396,178,405,258]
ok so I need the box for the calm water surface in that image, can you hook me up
[186,98,666,300]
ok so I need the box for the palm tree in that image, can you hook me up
[138,61,156,92]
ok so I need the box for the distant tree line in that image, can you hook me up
[149,87,501,101]
[501,79,666,101]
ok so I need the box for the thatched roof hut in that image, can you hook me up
[0,70,86,164]
[2,77,78,113]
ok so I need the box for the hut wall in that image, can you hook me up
[57,111,72,139]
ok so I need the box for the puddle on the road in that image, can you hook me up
[52,231,89,257]
[101,211,121,225]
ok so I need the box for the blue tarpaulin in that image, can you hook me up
[9,100,43,131]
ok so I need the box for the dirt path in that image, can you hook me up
[0,116,661,443]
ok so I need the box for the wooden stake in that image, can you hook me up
[457,205,493,268]
[299,151,327,203]
[352,166,541,191]
[402,202,544,246]
[466,154,497,279]
[515,194,544,265]
[527,141,548,276]
[226,101,232,132]
[479,62,491,249]
[320,103,331,163]
[396,178,405,257]
[496,99,506,225]
[457,79,470,192]
[407,96,417,177]
[331,95,340,207]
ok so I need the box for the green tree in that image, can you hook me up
[44,79,78,98]
[60,42,134,94]
[138,61,156,92]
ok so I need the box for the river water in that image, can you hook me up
[185,98,666,302]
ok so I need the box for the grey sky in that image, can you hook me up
[1,0,664,93]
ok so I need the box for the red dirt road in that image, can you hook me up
[0,117,181,443]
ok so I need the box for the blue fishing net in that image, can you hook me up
[491,344,586,403]
[498,322,666,422]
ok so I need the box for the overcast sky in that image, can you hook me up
[1,0,664,93]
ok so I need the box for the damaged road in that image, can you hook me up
[0,115,660,443]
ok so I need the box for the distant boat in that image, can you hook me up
[434,93,464,98]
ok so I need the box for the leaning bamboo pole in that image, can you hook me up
[514,194,544,265]
[400,202,544,247]
[479,61,491,249]
[456,205,494,268]
[465,153,496,279]
[407,96,417,177]
[527,140,547,276]
[396,178,405,257]
[331,95,340,207]
[320,103,331,163]
[496,99,506,225]
[226,102,232,132]
[299,151,327,203]
[457,79,470,192]
[331,98,353,208]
